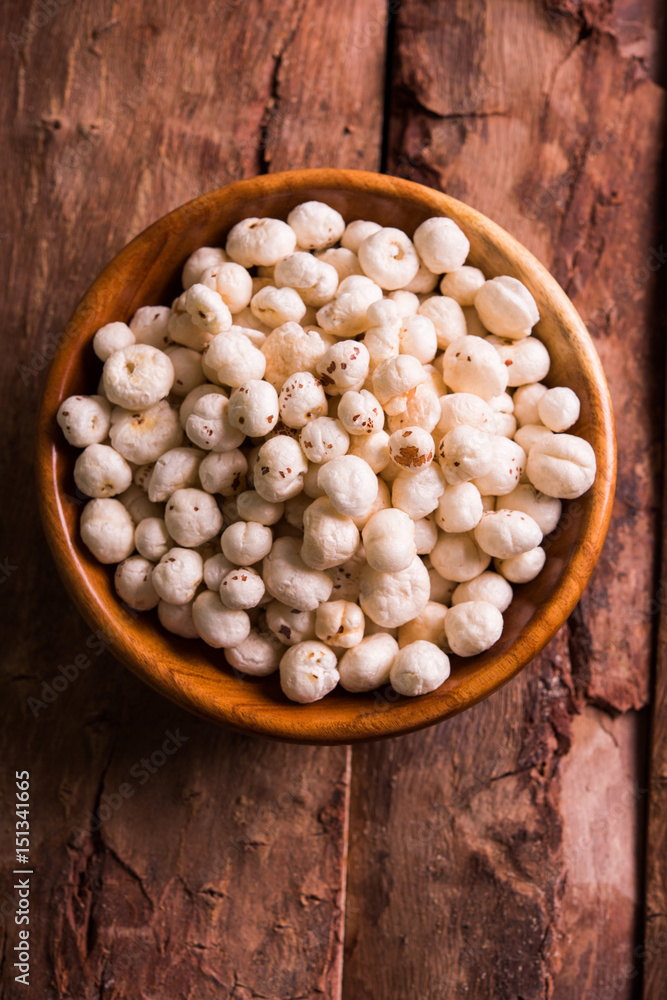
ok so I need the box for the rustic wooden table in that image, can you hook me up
[2,1,666,997]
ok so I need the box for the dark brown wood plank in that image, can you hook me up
[0,0,384,995]
[344,2,664,998]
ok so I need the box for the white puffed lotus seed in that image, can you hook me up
[158,598,199,637]
[398,602,449,650]
[114,555,159,611]
[192,590,250,648]
[204,331,266,387]
[74,443,133,498]
[261,322,332,391]
[537,387,581,432]
[442,335,509,400]
[413,217,470,274]
[430,530,491,583]
[164,345,205,397]
[130,305,172,349]
[219,567,266,610]
[358,227,420,290]
[186,393,245,453]
[236,490,284,525]
[487,335,550,387]
[301,497,360,571]
[251,284,307,328]
[278,371,328,428]
[418,296,468,351]
[437,425,493,485]
[398,314,438,364]
[221,520,273,565]
[279,640,340,703]
[164,488,223,548]
[80,498,135,564]
[147,447,203,503]
[263,537,333,611]
[185,283,232,335]
[391,463,445,519]
[315,246,363,280]
[287,202,345,250]
[514,424,553,454]
[388,426,435,473]
[348,429,390,473]
[199,450,247,496]
[317,454,379,518]
[103,344,175,410]
[337,389,384,436]
[299,417,350,464]
[200,260,253,313]
[109,400,184,464]
[316,275,383,337]
[315,600,365,648]
[451,571,513,612]
[57,395,112,448]
[338,633,398,692]
[182,246,228,289]
[496,546,546,583]
[341,220,382,252]
[93,322,135,362]
[254,436,308,503]
[226,217,297,268]
[513,382,548,425]
[501,483,562,535]
[472,436,526,496]
[265,601,317,646]
[390,640,450,696]
[225,626,283,676]
[359,555,430,628]
[152,547,203,604]
[439,266,486,306]
[274,253,339,307]
[435,482,484,533]
[526,433,596,500]
[444,600,504,656]
[474,276,539,340]
[135,517,173,562]
[227,379,280,437]
[362,507,416,573]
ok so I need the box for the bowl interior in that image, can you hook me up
[36,169,616,743]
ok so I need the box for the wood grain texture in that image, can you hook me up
[343,1,664,998]
[0,0,663,997]
[36,169,615,743]
[0,0,384,995]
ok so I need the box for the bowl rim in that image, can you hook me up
[35,168,616,744]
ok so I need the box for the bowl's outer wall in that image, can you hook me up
[36,169,616,744]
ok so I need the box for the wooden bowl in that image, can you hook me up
[36,169,616,744]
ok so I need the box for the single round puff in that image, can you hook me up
[390,641,450,696]
[279,640,340,703]
[362,508,416,573]
[526,434,597,499]
[413,217,470,273]
[338,634,398,693]
[444,600,504,657]
[474,276,539,340]
[473,508,543,559]
[451,571,513,612]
